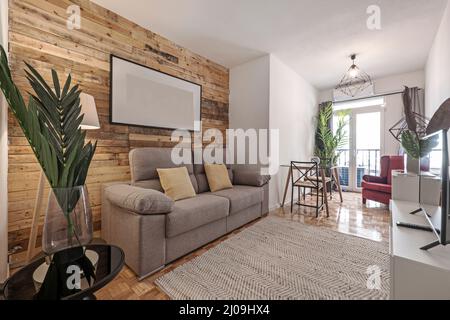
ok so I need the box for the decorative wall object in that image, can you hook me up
[389,87,428,143]
[7,0,229,261]
[426,98,450,135]
[111,56,201,131]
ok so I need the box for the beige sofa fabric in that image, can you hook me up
[212,185,264,215]
[157,167,197,201]
[102,148,271,279]
[233,170,271,187]
[105,184,174,215]
[204,163,233,192]
[130,147,199,193]
[166,193,229,238]
[193,150,233,193]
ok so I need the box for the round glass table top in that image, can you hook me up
[1,244,124,300]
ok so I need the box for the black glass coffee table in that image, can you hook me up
[1,244,124,300]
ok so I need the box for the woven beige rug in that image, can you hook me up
[155,217,390,300]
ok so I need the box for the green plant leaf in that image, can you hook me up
[419,134,439,158]
[314,102,348,166]
[401,130,439,159]
[0,44,97,216]
[401,130,421,159]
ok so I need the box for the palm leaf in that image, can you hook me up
[314,102,349,166]
[0,44,97,215]
[401,130,439,159]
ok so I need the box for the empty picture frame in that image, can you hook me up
[110,55,202,131]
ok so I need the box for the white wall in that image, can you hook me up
[319,70,425,156]
[229,55,270,173]
[425,2,450,118]
[229,55,318,210]
[229,55,270,130]
[269,55,318,209]
[0,0,8,283]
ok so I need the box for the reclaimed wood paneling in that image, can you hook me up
[7,0,229,258]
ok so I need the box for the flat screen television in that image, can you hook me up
[419,129,450,250]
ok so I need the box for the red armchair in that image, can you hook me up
[361,155,404,205]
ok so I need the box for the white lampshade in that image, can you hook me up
[79,93,100,130]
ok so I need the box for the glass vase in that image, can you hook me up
[42,185,93,255]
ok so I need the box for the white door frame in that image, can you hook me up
[0,0,9,283]
[346,105,385,192]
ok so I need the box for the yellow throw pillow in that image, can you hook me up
[204,163,233,192]
[157,167,196,201]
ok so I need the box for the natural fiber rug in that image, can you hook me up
[155,217,390,300]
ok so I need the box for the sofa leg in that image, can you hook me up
[362,198,367,205]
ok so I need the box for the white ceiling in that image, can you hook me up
[93,0,448,90]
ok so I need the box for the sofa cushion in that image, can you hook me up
[193,148,233,193]
[361,181,392,194]
[194,165,233,193]
[157,167,196,201]
[212,185,263,215]
[129,147,198,193]
[195,173,211,194]
[166,193,229,238]
[104,184,174,215]
[233,170,270,187]
[204,163,233,192]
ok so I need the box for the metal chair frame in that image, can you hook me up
[290,161,325,217]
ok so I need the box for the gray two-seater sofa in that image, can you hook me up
[101,147,270,279]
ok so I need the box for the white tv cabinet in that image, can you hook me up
[390,200,450,299]
[391,170,419,202]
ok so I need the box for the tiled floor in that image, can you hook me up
[95,191,390,300]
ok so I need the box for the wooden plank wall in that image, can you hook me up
[7,0,229,260]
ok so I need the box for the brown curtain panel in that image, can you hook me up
[402,87,425,117]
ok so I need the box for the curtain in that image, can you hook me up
[402,87,425,117]
[399,87,426,157]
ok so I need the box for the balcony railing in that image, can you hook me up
[336,149,381,188]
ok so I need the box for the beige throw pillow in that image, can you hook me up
[157,167,196,201]
[204,164,233,192]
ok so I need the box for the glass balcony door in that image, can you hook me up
[334,106,383,192]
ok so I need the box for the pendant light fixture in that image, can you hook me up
[335,54,373,98]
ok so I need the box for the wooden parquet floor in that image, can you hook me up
[95,191,390,300]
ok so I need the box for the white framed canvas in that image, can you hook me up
[110,55,202,131]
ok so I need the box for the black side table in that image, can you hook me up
[1,244,124,300]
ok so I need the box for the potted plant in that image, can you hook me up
[0,45,97,298]
[399,88,441,174]
[314,102,349,168]
[400,130,438,173]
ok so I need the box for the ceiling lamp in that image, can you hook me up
[335,54,373,98]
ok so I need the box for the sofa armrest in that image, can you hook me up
[362,175,387,184]
[104,184,174,215]
[233,170,271,187]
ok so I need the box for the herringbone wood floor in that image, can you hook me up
[95,192,390,300]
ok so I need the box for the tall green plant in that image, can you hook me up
[314,102,349,167]
[0,45,96,234]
